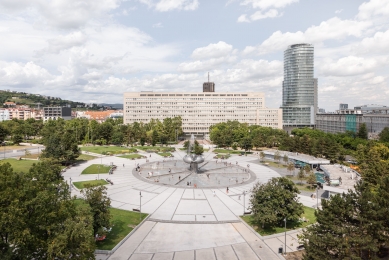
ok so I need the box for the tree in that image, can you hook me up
[274,150,281,165]
[297,168,305,185]
[357,123,368,139]
[183,140,189,150]
[240,136,253,153]
[250,177,303,228]
[111,130,124,145]
[231,142,238,150]
[0,161,95,258]
[152,130,158,146]
[11,133,23,145]
[304,164,312,176]
[0,124,9,143]
[283,154,289,165]
[287,162,295,176]
[194,142,204,155]
[259,151,265,162]
[81,185,112,237]
[379,127,389,142]
[306,172,317,189]
[301,176,389,259]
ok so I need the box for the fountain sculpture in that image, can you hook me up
[183,134,204,173]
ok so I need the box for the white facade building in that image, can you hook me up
[124,92,282,136]
[0,110,10,121]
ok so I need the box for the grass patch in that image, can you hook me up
[73,180,108,189]
[136,146,175,152]
[77,154,97,161]
[214,154,230,159]
[242,206,317,236]
[157,152,173,157]
[81,146,137,155]
[119,154,144,159]
[0,158,37,173]
[21,153,40,159]
[213,149,245,154]
[97,208,148,250]
[295,183,316,192]
[81,164,111,174]
[261,160,288,168]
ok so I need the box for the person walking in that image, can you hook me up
[213,190,216,197]
[226,187,229,193]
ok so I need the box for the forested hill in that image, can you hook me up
[0,90,91,109]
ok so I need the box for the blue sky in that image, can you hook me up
[0,0,388,111]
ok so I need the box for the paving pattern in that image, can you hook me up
[64,147,309,259]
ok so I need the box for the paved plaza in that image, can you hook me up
[63,147,312,259]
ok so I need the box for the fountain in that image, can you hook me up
[183,134,204,173]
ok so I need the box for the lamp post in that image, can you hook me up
[70,177,72,193]
[316,186,319,209]
[243,191,246,215]
[284,218,287,255]
[139,191,142,221]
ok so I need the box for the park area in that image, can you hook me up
[81,164,111,174]
[73,180,109,189]
[241,206,316,236]
[96,208,148,250]
[81,146,137,155]
[119,154,145,160]
[0,158,37,173]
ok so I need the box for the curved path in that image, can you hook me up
[63,149,285,260]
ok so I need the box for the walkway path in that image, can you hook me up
[63,148,314,259]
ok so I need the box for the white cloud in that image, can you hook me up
[139,0,199,12]
[0,61,53,87]
[177,56,237,72]
[191,41,234,60]
[250,9,281,21]
[243,17,372,55]
[357,0,389,20]
[36,31,87,56]
[237,14,250,23]
[318,56,383,77]
[240,0,299,10]
[152,22,163,28]
[0,0,122,29]
[354,29,389,54]
[335,9,343,14]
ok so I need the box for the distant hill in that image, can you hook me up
[0,90,121,110]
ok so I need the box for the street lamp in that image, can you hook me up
[316,186,319,209]
[243,191,246,215]
[70,177,72,193]
[139,191,142,221]
[284,218,287,255]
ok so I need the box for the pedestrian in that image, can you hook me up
[190,182,191,185]
[123,164,125,167]
[179,176,181,181]
[149,154,151,157]
[226,187,229,193]
[238,195,241,200]
[169,168,171,173]
[213,190,216,197]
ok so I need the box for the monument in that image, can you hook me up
[183,134,204,173]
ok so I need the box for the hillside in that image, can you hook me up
[0,90,107,110]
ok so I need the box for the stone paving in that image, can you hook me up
[64,147,314,259]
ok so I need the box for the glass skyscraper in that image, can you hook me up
[281,43,317,127]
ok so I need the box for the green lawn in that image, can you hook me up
[119,154,144,159]
[0,158,37,173]
[77,154,97,161]
[80,146,137,155]
[73,180,108,189]
[213,149,253,154]
[214,154,230,159]
[157,152,173,157]
[81,164,111,174]
[261,161,288,168]
[242,206,317,236]
[96,208,148,250]
[136,146,175,152]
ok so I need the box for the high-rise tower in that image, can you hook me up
[281,43,317,128]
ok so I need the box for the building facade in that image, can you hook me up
[316,105,389,138]
[43,107,72,122]
[281,43,317,128]
[123,92,282,137]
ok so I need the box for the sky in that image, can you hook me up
[0,0,388,111]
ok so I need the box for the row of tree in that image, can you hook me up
[301,143,389,259]
[0,161,111,258]
[209,121,389,163]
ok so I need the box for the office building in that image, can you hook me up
[316,105,389,138]
[43,107,72,122]
[281,43,317,130]
[124,92,282,137]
